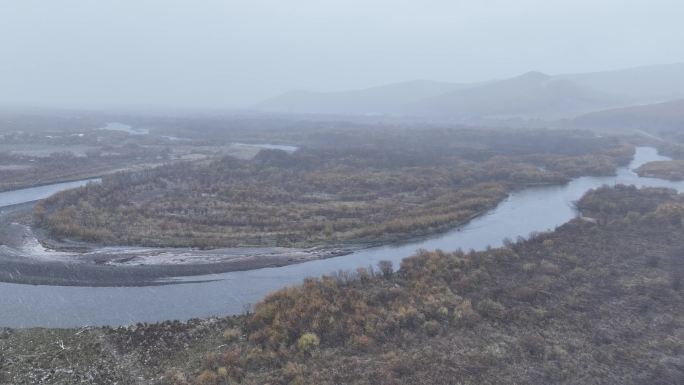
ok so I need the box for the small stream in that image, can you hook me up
[1,147,682,328]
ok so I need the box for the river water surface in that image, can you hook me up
[1,147,683,327]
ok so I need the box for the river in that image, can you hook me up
[1,147,683,328]
[0,178,101,207]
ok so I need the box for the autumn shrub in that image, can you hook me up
[161,369,189,385]
[452,299,481,327]
[281,361,305,384]
[476,299,506,320]
[522,262,537,274]
[435,305,450,320]
[216,367,228,383]
[204,352,218,370]
[422,320,441,336]
[378,260,394,278]
[539,260,561,275]
[356,267,372,282]
[195,370,218,385]
[296,333,320,354]
[219,348,241,368]
[395,305,425,330]
[243,347,277,370]
[222,328,241,343]
[350,334,373,350]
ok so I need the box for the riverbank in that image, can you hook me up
[0,196,487,287]
[0,173,103,193]
[0,247,352,287]
[0,203,356,286]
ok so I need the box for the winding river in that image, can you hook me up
[1,147,683,328]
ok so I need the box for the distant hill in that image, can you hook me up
[255,63,684,123]
[560,62,684,104]
[405,71,620,120]
[255,80,471,115]
[573,99,684,137]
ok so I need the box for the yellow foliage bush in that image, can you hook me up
[296,333,320,354]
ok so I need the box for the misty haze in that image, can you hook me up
[1,1,683,384]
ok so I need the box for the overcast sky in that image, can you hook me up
[1,0,683,110]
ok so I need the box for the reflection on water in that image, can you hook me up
[230,142,299,153]
[97,122,149,135]
[1,147,682,327]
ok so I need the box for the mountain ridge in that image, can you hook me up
[255,62,684,122]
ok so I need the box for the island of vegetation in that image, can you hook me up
[3,185,682,384]
[33,128,633,249]
[635,160,684,181]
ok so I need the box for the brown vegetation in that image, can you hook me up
[4,186,683,384]
[636,160,684,181]
[190,185,684,384]
[34,129,632,248]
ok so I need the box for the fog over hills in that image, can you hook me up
[255,62,684,123]
[255,80,473,116]
[405,71,619,120]
[573,98,684,134]
[560,62,684,104]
